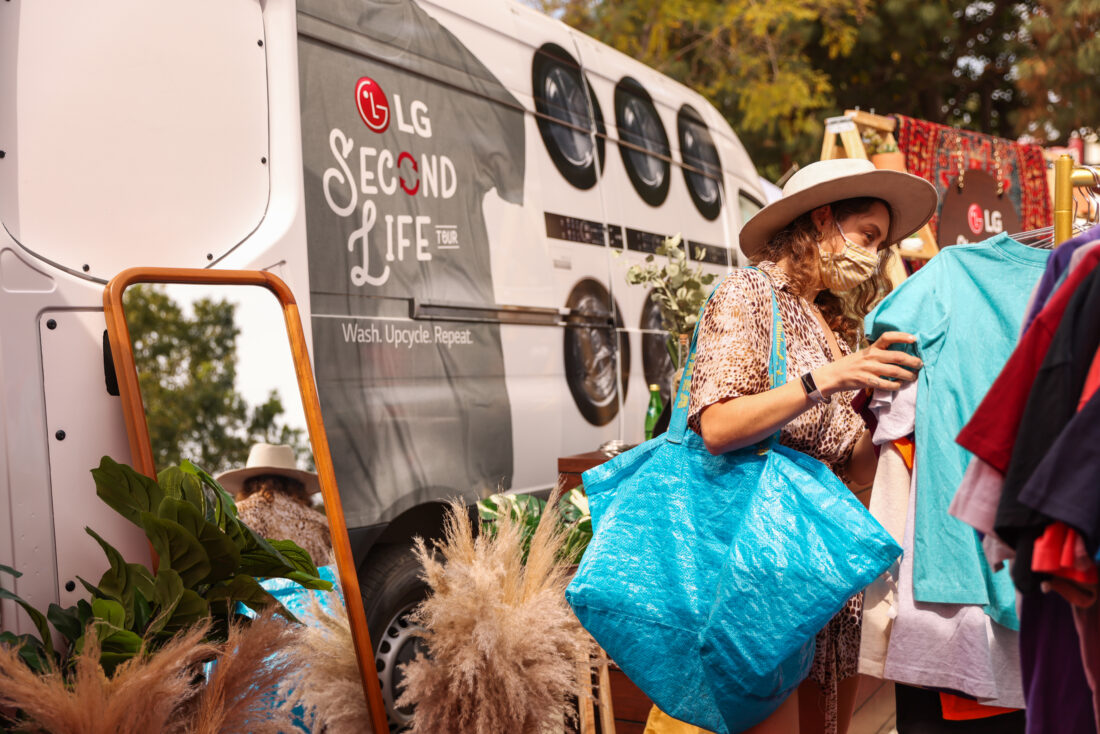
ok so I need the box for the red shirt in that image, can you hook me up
[957,246,1100,471]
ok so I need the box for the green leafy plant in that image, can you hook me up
[477,489,592,565]
[624,233,718,369]
[0,457,331,676]
[862,128,899,155]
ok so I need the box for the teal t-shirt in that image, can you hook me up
[866,234,1049,630]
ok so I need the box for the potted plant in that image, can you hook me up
[624,234,719,376]
[864,129,906,171]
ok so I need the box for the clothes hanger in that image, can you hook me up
[1011,166,1100,249]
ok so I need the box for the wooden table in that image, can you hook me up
[557,449,614,493]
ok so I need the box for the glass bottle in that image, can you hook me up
[644,384,663,440]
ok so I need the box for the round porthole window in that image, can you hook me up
[678,105,723,221]
[615,78,670,207]
[563,279,630,426]
[641,293,674,406]
[533,43,606,190]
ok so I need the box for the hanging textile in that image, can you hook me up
[866,233,1048,626]
[891,115,1051,239]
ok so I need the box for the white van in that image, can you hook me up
[0,0,764,722]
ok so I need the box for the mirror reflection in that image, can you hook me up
[119,282,377,722]
[122,284,333,561]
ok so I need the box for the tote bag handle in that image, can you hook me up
[665,267,788,446]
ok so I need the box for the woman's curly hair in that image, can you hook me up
[750,197,895,349]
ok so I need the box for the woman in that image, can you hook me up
[217,442,333,567]
[648,159,935,734]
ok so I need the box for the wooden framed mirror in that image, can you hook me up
[103,266,389,732]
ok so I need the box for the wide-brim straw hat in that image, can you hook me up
[739,158,938,259]
[216,443,319,497]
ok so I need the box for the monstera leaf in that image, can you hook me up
[2,457,331,676]
[92,458,166,526]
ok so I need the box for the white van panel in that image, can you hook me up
[39,310,143,608]
[0,0,270,280]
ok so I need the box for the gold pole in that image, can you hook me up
[1054,154,1074,246]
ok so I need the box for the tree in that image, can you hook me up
[811,0,1034,140]
[537,0,870,179]
[1015,0,1100,140]
[123,285,309,475]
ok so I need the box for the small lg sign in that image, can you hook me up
[356,77,390,133]
[939,169,1019,247]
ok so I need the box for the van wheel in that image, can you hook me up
[361,543,429,732]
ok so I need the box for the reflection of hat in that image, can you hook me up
[216,443,318,497]
[739,159,937,259]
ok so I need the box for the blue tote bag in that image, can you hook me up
[565,270,902,733]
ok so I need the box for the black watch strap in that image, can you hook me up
[800,371,830,404]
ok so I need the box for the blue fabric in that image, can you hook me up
[208,566,342,733]
[567,269,902,734]
[1023,223,1100,331]
[866,234,1048,630]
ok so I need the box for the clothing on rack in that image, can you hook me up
[994,264,1100,592]
[895,684,1026,733]
[883,457,1024,708]
[956,245,1100,475]
[866,233,1048,627]
[946,212,1100,732]
[858,439,912,678]
[1019,591,1097,734]
[891,115,1051,238]
[1022,223,1100,330]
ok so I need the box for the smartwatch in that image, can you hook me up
[800,371,831,404]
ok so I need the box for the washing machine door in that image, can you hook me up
[563,278,630,426]
[614,77,670,207]
[533,43,606,190]
[679,104,723,221]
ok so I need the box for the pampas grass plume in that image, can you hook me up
[278,587,373,733]
[186,609,299,734]
[0,611,299,734]
[0,620,216,733]
[397,492,591,733]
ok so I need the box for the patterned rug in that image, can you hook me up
[891,115,1051,238]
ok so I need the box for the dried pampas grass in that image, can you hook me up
[0,611,298,734]
[278,590,373,733]
[186,609,299,734]
[0,620,215,733]
[397,491,591,734]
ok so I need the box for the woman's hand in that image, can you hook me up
[814,331,922,396]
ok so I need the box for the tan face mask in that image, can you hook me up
[818,221,879,292]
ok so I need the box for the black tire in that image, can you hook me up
[360,543,430,732]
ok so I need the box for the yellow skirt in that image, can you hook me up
[643,706,715,734]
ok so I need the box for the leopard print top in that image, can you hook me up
[687,261,865,478]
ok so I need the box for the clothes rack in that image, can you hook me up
[1053,154,1100,245]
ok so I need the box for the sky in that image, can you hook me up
[163,283,308,434]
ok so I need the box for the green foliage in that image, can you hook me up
[477,489,592,565]
[0,457,331,676]
[1015,0,1100,140]
[624,234,718,369]
[861,128,897,155]
[812,0,1034,140]
[123,284,309,475]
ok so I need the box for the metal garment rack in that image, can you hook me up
[1053,154,1100,246]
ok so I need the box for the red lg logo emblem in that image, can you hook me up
[967,203,983,235]
[356,77,390,133]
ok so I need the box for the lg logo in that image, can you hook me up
[967,203,1003,236]
[356,77,390,133]
[355,76,432,138]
